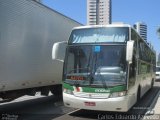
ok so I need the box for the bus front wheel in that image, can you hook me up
[151,79,154,89]
[137,87,141,102]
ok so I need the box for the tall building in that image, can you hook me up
[158,53,160,62]
[157,53,160,66]
[33,0,42,3]
[134,22,147,41]
[87,0,112,25]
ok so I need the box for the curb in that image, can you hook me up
[145,90,160,115]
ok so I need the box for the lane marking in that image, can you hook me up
[67,108,81,115]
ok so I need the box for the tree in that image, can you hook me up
[157,27,160,38]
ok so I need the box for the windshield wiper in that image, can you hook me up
[93,52,108,89]
[89,52,98,85]
[97,69,108,89]
[87,50,92,73]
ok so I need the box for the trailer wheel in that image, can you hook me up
[41,89,49,96]
[51,85,62,96]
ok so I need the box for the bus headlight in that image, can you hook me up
[110,91,127,98]
[63,88,73,95]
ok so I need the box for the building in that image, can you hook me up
[33,0,42,2]
[157,53,160,66]
[158,53,160,62]
[134,22,147,41]
[87,0,112,25]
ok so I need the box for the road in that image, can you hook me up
[0,82,159,120]
[0,95,75,120]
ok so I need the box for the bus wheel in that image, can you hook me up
[151,79,154,89]
[137,87,141,102]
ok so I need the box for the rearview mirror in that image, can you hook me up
[126,40,134,64]
[52,41,67,62]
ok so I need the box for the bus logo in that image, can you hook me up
[95,89,110,93]
[67,76,85,80]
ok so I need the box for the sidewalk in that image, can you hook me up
[153,91,160,114]
[142,89,160,120]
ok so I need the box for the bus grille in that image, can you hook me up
[73,92,110,99]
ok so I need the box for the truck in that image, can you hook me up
[0,0,81,101]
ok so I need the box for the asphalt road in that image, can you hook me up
[0,95,75,120]
[0,82,159,120]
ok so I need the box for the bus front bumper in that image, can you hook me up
[63,92,135,112]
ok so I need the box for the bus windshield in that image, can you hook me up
[63,45,127,87]
[68,27,129,44]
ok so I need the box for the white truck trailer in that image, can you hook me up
[0,0,81,101]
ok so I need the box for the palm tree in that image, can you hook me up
[157,27,160,38]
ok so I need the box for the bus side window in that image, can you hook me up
[129,50,136,78]
[130,29,138,78]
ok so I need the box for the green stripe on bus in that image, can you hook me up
[63,83,126,93]
[63,83,74,91]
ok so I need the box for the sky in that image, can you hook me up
[42,0,160,58]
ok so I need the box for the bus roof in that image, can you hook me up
[72,24,132,30]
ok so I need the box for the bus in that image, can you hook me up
[52,24,156,112]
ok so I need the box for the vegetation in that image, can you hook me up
[157,27,160,38]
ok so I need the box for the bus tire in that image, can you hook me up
[137,86,141,102]
[151,79,154,89]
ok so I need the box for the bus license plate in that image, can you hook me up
[84,102,96,106]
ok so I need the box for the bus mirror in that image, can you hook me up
[52,41,67,62]
[126,40,134,64]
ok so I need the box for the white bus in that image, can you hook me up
[53,24,156,112]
